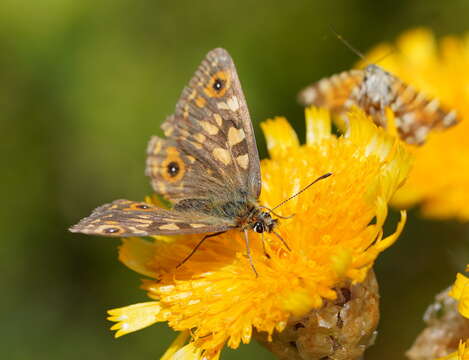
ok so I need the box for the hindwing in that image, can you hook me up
[69,199,232,237]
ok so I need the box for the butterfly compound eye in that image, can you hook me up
[254,222,264,233]
[167,161,180,177]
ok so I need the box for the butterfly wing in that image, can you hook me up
[71,49,261,239]
[146,48,261,203]
[299,65,459,145]
[69,200,232,237]
[298,70,364,113]
[386,77,458,144]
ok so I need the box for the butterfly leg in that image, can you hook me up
[176,231,226,268]
[243,229,258,277]
[272,231,291,251]
[261,232,270,259]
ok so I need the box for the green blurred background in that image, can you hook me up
[2,0,468,359]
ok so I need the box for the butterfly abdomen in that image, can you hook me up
[173,196,251,221]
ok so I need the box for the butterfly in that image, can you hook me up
[69,48,331,276]
[298,64,459,145]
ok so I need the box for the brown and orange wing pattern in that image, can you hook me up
[299,64,459,145]
[386,76,458,144]
[69,199,231,237]
[146,48,261,203]
[298,69,364,113]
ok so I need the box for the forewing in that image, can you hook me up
[298,70,364,113]
[69,200,232,237]
[146,48,261,202]
[388,77,459,144]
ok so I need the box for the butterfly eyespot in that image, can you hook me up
[213,78,224,92]
[204,70,230,98]
[167,161,180,177]
[128,203,152,211]
[104,227,122,234]
[161,147,186,183]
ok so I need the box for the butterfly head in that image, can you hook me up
[364,64,391,77]
[251,210,278,234]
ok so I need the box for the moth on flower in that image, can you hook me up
[368,28,469,221]
[69,48,330,276]
[298,33,459,145]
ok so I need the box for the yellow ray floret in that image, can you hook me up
[261,116,299,158]
[108,107,412,357]
[449,270,469,319]
[107,301,164,338]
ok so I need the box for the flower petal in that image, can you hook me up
[346,107,395,162]
[281,289,323,317]
[261,117,299,158]
[107,301,162,337]
[118,237,158,278]
[449,273,469,319]
[305,106,331,145]
[161,331,191,360]
[170,343,221,360]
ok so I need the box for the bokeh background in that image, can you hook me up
[2,0,469,359]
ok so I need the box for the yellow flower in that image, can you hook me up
[107,107,411,358]
[360,28,469,220]
[434,267,469,360]
[437,341,469,360]
[449,267,469,319]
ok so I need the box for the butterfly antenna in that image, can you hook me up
[328,25,365,59]
[258,206,295,219]
[271,172,333,211]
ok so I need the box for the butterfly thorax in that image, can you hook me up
[360,65,394,107]
[173,195,277,233]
